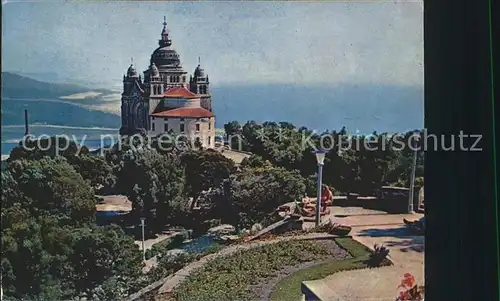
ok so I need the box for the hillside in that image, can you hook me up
[1,72,108,99]
[1,72,120,128]
[1,99,121,128]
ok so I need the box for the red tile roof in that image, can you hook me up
[164,87,198,98]
[151,107,214,118]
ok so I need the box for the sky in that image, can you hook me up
[2,1,423,89]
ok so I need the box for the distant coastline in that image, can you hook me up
[2,124,119,131]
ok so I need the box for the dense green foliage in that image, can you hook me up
[226,120,424,195]
[206,166,306,228]
[8,136,115,191]
[180,149,237,200]
[114,148,186,231]
[1,120,423,300]
[1,158,145,300]
[145,231,190,260]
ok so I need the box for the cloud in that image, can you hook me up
[2,1,423,87]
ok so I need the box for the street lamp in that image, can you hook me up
[140,217,146,261]
[314,149,327,227]
[408,135,419,214]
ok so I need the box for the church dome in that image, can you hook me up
[127,64,138,78]
[150,46,181,67]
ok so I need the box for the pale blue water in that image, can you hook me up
[95,210,129,217]
[1,84,424,158]
[181,235,218,254]
[1,125,119,156]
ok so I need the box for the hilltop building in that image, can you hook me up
[120,17,215,148]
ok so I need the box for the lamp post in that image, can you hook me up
[314,149,327,227]
[408,136,419,214]
[140,217,146,261]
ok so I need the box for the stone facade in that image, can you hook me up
[150,115,216,148]
[120,16,214,148]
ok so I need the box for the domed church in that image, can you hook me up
[120,17,215,148]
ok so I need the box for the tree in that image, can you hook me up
[180,149,237,201]
[71,155,114,191]
[115,149,186,231]
[1,213,144,300]
[240,121,306,171]
[234,121,424,196]
[1,212,76,299]
[209,166,306,228]
[68,225,144,299]
[240,154,272,169]
[7,136,89,163]
[1,158,144,300]
[4,157,96,224]
[223,121,242,141]
[240,121,263,152]
[6,135,114,191]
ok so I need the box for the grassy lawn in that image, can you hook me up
[269,237,377,301]
[173,239,344,301]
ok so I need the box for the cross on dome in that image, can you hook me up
[159,15,172,47]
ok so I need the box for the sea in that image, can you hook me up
[1,125,119,159]
[1,83,425,159]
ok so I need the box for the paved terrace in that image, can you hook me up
[219,149,251,166]
[302,209,424,301]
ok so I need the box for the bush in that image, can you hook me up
[159,252,197,272]
[147,252,198,282]
[313,220,352,236]
[201,243,224,256]
[145,248,155,260]
[149,238,172,259]
[168,231,189,249]
[367,244,390,267]
[147,243,225,282]
[147,231,191,259]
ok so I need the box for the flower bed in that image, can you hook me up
[269,237,380,301]
[173,238,352,301]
